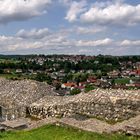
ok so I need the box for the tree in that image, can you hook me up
[34,73,52,84]
[85,84,95,93]
[0,69,4,74]
[70,88,81,95]
[55,82,61,90]
[64,62,71,73]
[111,79,115,86]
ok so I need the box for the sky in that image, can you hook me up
[0,0,140,56]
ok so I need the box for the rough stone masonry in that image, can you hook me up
[29,89,140,122]
[0,78,56,120]
[0,78,139,123]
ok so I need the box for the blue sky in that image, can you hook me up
[0,0,140,55]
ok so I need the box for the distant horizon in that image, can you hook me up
[0,53,140,57]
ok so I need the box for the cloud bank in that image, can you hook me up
[0,0,51,24]
[0,28,139,55]
[65,0,140,26]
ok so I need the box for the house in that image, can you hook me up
[133,79,140,88]
[94,61,99,64]
[126,83,135,87]
[50,73,57,80]
[79,82,87,87]
[61,82,77,90]
[16,69,22,73]
[71,70,76,73]
[87,76,97,83]
[93,80,101,86]
[79,70,85,73]
[121,70,131,77]
[136,62,140,69]
[135,83,140,88]
[87,70,93,74]
[129,71,137,77]
[4,69,12,74]
[75,86,85,91]
[36,70,44,73]
[57,72,66,80]
[60,69,65,73]
[107,70,120,78]
[28,69,34,74]
[136,69,140,76]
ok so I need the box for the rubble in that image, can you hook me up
[0,78,56,120]
[29,89,140,121]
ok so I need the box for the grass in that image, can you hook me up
[0,74,35,80]
[115,78,130,84]
[0,59,20,64]
[0,74,26,80]
[115,77,139,85]
[0,124,139,140]
[0,74,20,79]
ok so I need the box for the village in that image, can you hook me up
[0,55,140,95]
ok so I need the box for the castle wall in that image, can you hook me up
[29,89,140,122]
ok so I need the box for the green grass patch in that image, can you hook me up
[115,77,139,85]
[115,78,130,84]
[0,59,20,64]
[0,74,35,80]
[0,74,19,79]
[0,74,26,80]
[0,124,139,140]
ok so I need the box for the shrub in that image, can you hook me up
[70,88,81,95]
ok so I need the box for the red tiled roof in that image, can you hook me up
[135,83,140,87]
[63,83,77,87]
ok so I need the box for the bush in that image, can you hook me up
[85,84,95,93]
[34,73,52,84]
[70,88,81,95]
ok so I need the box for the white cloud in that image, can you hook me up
[16,28,50,39]
[76,26,106,34]
[65,0,87,22]
[121,40,140,46]
[76,38,113,47]
[0,35,42,52]
[0,28,140,55]
[0,0,51,24]
[81,2,140,26]
[78,49,90,53]
[65,0,140,26]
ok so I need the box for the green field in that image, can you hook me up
[115,78,130,84]
[115,77,139,84]
[0,59,20,64]
[0,125,139,140]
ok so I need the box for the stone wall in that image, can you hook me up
[0,78,57,120]
[29,89,140,122]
